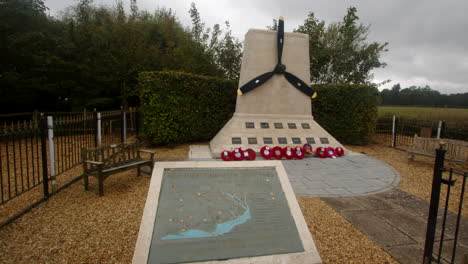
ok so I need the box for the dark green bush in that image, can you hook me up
[312,84,380,145]
[139,72,378,146]
[139,71,237,145]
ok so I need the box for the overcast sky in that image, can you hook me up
[45,0,468,94]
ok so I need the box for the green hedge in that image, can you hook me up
[139,71,237,145]
[312,84,380,145]
[139,72,379,146]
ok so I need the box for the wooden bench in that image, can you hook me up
[406,135,467,164]
[82,141,155,196]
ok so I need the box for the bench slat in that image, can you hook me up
[102,160,150,173]
[82,140,155,196]
[407,134,467,164]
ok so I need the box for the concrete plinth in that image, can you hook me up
[210,28,344,158]
[210,113,343,157]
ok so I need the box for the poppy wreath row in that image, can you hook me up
[220,146,345,161]
[315,146,345,159]
[220,148,256,161]
[260,146,305,160]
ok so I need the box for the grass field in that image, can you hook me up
[378,106,468,122]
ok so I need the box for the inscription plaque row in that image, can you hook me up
[245,122,311,129]
[231,137,329,145]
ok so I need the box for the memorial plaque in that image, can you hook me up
[245,122,255,129]
[263,137,273,144]
[278,137,287,144]
[319,137,329,144]
[306,137,316,144]
[301,123,310,129]
[288,123,297,129]
[248,137,258,144]
[148,168,304,264]
[274,123,284,129]
[260,122,269,129]
[292,137,302,144]
[232,137,242,144]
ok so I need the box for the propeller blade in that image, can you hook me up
[277,16,284,65]
[237,72,274,95]
[284,72,317,98]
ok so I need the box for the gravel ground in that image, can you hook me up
[1,139,459,263]
[299,197,397,264]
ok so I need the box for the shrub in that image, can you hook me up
[138,71,237,145]
[312,84,380,145]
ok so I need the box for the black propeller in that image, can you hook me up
[237,17,317,98]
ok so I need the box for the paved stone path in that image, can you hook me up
[323,188,468,264]
[282,154,399,197]
[189,145,400,197]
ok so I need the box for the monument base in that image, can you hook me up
[209,113,344,158]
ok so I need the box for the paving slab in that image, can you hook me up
[340,210,417,247]
[284,154,400,197]
[384,244,424,264]
[323,188,468,264]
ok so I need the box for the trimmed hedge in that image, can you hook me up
[311,84,380,145]
[139,72,379,146]
[139,71,237,145]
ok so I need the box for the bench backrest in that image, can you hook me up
[412,135,468,162]
[82,141,141,167]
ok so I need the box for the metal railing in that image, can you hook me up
[0,120,44,204]
[0,108,139,228]
[375,116,467,149]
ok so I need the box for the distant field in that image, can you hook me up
[378,106,468,122]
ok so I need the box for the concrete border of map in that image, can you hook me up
[133,161,322,264]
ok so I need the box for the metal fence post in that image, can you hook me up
[440,120,446,139]
[391,115,397,148]
[39,114,49,197]
[121,107,126,143]
[93,109,97,147]
[135,107,139,137]
[47,116,56,192]
[97,113,102,147]
[423,142,447,264]
[437,120,442,139]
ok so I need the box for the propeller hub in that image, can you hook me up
[274,64,286,74]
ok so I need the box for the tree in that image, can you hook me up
[266,19,278,31]
[379,84,468,108]
[295,7,388,84]
[0,0,228,112]
[188,2,206,44]
[188,3,242,80]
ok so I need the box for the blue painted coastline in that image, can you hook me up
[161,193,251,240]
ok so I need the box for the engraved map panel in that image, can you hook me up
[148,168,304,264]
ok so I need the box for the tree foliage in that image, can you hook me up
[380,84,468,108]
[188,3,242,80]
[312,84,380,145]
[0,0,242,113]
[295,7,388,85]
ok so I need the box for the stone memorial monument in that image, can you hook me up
[210,17,344,157]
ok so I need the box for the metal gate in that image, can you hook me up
[423,144,467,263]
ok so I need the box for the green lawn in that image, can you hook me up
[378,106,468,122]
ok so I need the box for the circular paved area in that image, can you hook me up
[282,154,400,197]
[188,145,400,197]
